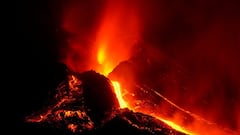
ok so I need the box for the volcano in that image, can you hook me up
[16,0,240,134]
[24,65,187,135]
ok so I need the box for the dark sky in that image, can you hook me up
[15,0,63,126]
[15,0,99,118]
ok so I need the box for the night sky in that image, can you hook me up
[15,0,63,128]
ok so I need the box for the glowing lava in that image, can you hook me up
[109,79,193,134]
[111,81,128,108]
[109,80,194,134]
[156,117,194,135]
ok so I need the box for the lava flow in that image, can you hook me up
[96,52,193,135]
[110,80,193,134]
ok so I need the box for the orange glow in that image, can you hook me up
[109,80,194,134]
[68,75,82,90]
[156,117,194,135]
[68,124,78,132]
[109,85,195,134]
[94,0,140,76]
[111,81,128,108]
[109,83,194,134]
[97,45,106,65]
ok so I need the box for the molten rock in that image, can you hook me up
[25,66,187,135]
[26,70,119,131]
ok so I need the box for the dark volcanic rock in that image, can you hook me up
[24,64,187,135]
[86,109,186,135]
[77,71,120,125]
[23,109,186,135]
